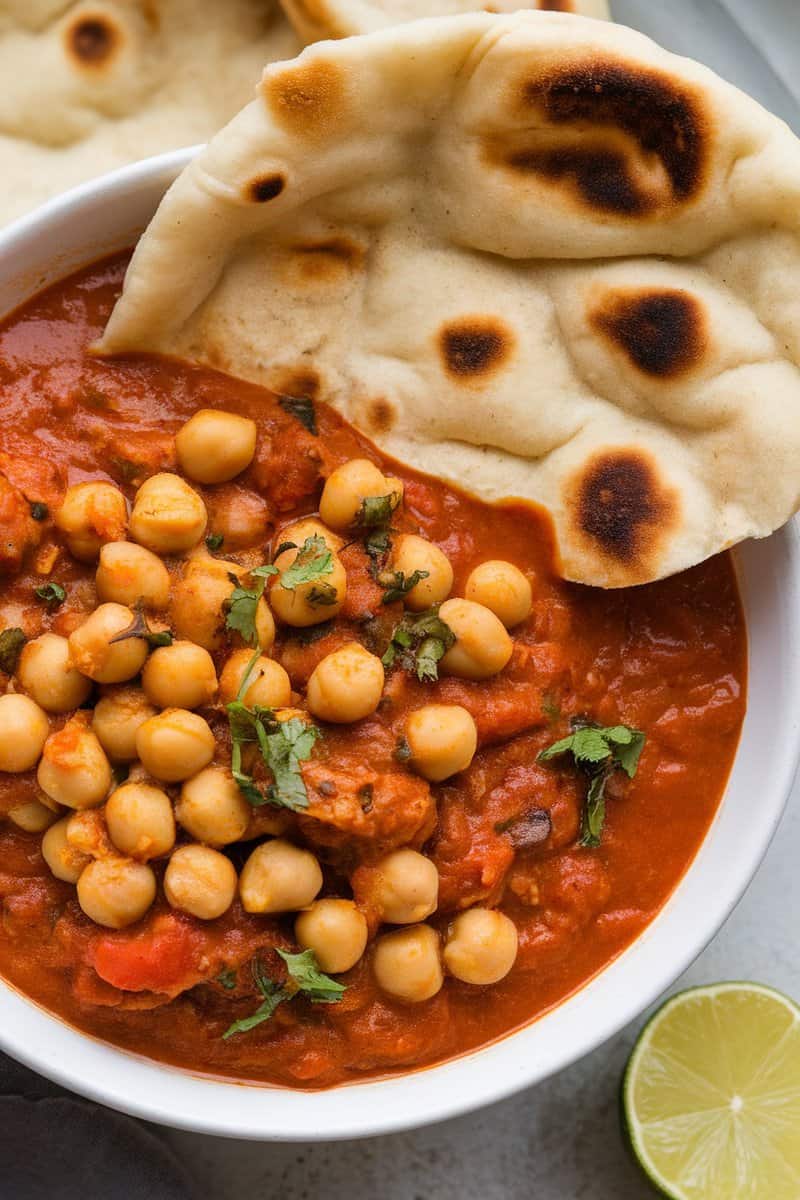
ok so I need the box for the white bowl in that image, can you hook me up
[1,151,799,1141]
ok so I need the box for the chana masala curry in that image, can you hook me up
[0,256,746,1088]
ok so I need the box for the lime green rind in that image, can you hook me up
[621,982,800,1200]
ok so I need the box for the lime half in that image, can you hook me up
[622,983,800,1200]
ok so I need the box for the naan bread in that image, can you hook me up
[0,1,300,226]
[100,12,800,587]
[281,0,608,41]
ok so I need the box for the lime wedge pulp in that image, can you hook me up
[622,982,800,1200]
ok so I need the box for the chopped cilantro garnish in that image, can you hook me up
[0,628,26,674]
[222,951,344,1039]
[538,721,645,847]
[29,502,48,522]
[33,582,65,609]
[225,565,278,646]
[279,535,332,592]
[381,568,429,605]
[205,532,224,552]
[382,607,455,682]
[217,968,238,991]
[356,492,401,529]
[109,609,173,648]
[278,395,317,435]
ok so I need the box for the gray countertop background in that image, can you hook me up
[5,3,800,1197]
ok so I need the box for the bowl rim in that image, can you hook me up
[0,150,798,1141]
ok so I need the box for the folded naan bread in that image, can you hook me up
[281,0,608,41]
[100,12,800,587]
[0,1,301,226]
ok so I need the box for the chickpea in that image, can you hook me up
[164,844,237,920]
[77,857,156,929]
[176,766,250,846]
[175,409,257,484]
[295,899,368,974]
[438,598,513,680]
[92,686,157,761]
[465,561,532,629]
[0,693,49,772]
[8,798,59,833]
[105,782,175,860]
[372,924,443,1003]
[206,488,269,551]
[306,643,384,724]
[405,704,477,782]
[254,596,275,651]
[135,708,215,783]
[129,472,207,555]
[277,518,343,555]
[16,633,92,714]
[171,562,235,652]
[66,808,111,859]
[371,849,439,924]
[68,603,149,684]
[443,908,518,985]
[37,716,112,809]
[390,534,453,611]
[41,816,91,883]
[218,649,291,708]
[269,545,347,628]
[141,641,217,710]
[319,459,403,531]
[239,839,322,914]
[96,541,171,610]
[54,481,128,562]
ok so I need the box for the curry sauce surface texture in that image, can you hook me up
[0,257,746,1088]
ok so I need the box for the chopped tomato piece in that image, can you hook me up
[92,913,204,995]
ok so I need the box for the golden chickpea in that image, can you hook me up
[96,541,171,609]
[277,518,343,555]
[372,849,439,924]
[8,798,59,833]
[406,704,477,782]
[372,924,443,1003]
[54,481,128,562]
[91,686,157,761]
[218,649,291,708]
[68,603,149,684]
[16,633,92,714]
[239,839,322,914]
[390,534,453,611]
[295,899,368,974]
[164,844,237,920]
[171,562,235,652]
[306,643,384,724]
[135,708,215,783]
[0,693,49,772]
[41,816,91,883]
[129,473,207,555]
[37,716,112,809]
[77,858,156,929]
[105,782,176,860]
[269,545,347,628]
[66,808,111,859]
[254,597,275,651]
[175,409,257,484]
[176,767,250,846]
[465,561,532,629]
[319,459,403,531]
[443,908,518,985]
[142,641,217,710]
[438,598,513,680]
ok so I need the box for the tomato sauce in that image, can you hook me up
[0,256,746,1088]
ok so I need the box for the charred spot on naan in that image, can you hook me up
[263,59,349,138]
[274,367,321,401]
[247,174,286,203]
[366,398,396,434]
[590,289,707,378]
[438,317,515,381]
[284,238,365,285]
[493,58,707,216]
[568,449,678,570]
[66,13,121,68]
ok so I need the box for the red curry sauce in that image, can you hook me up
[0,256,746,1087]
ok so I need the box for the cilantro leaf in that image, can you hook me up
[364,527,392,570]
[0,628,26,674]
[356,492,401,529]
[278,394,317,435]
[205,532,224,552]
[29,501,48,522]
[306,582,338,607]
[222,962,288,1039]
[381,569,429,605]
[537,720,645,847]
[34,582,65,609]
[217,968,237,990]
[382,607,455,683]
[109,609,173,648]
[225,565,278,646]
[277,949,346,1003]
[279,536,333,592]
[261,718,319,810]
